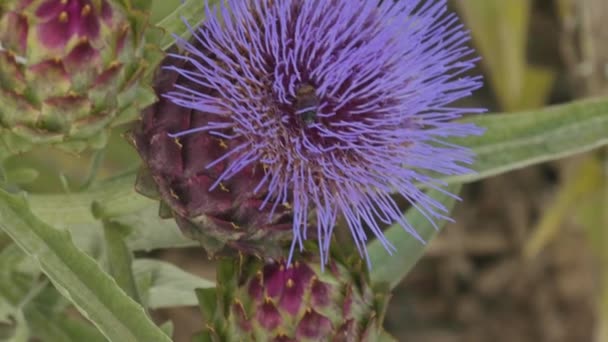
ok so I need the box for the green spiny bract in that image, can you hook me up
[0,0,163,157]
[196,251,395,342]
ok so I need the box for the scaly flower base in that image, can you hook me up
[196,250,394,341]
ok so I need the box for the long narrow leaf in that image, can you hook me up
[446,97,608,184]
[0,190,171,342]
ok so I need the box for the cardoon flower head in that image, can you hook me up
[135,0,482,265]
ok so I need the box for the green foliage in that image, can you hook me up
[25,296,108,342]
[441,97,608,185]
[0,190,171,342]
[135,259,214,309]
[27,175,195,252]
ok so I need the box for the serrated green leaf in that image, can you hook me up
[0,190,171,342]
[134,259,214,309]
[368,184,462,289]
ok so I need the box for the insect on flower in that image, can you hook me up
[294,83,320,126]
[132,0,484,266]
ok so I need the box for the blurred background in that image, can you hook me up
[4,0,607,341]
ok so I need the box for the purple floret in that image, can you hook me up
[35,0,112,49]
[164,0,484,265]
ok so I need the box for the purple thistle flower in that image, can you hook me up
[163,0,483,265]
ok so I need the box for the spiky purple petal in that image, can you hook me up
[165,0,483,265]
